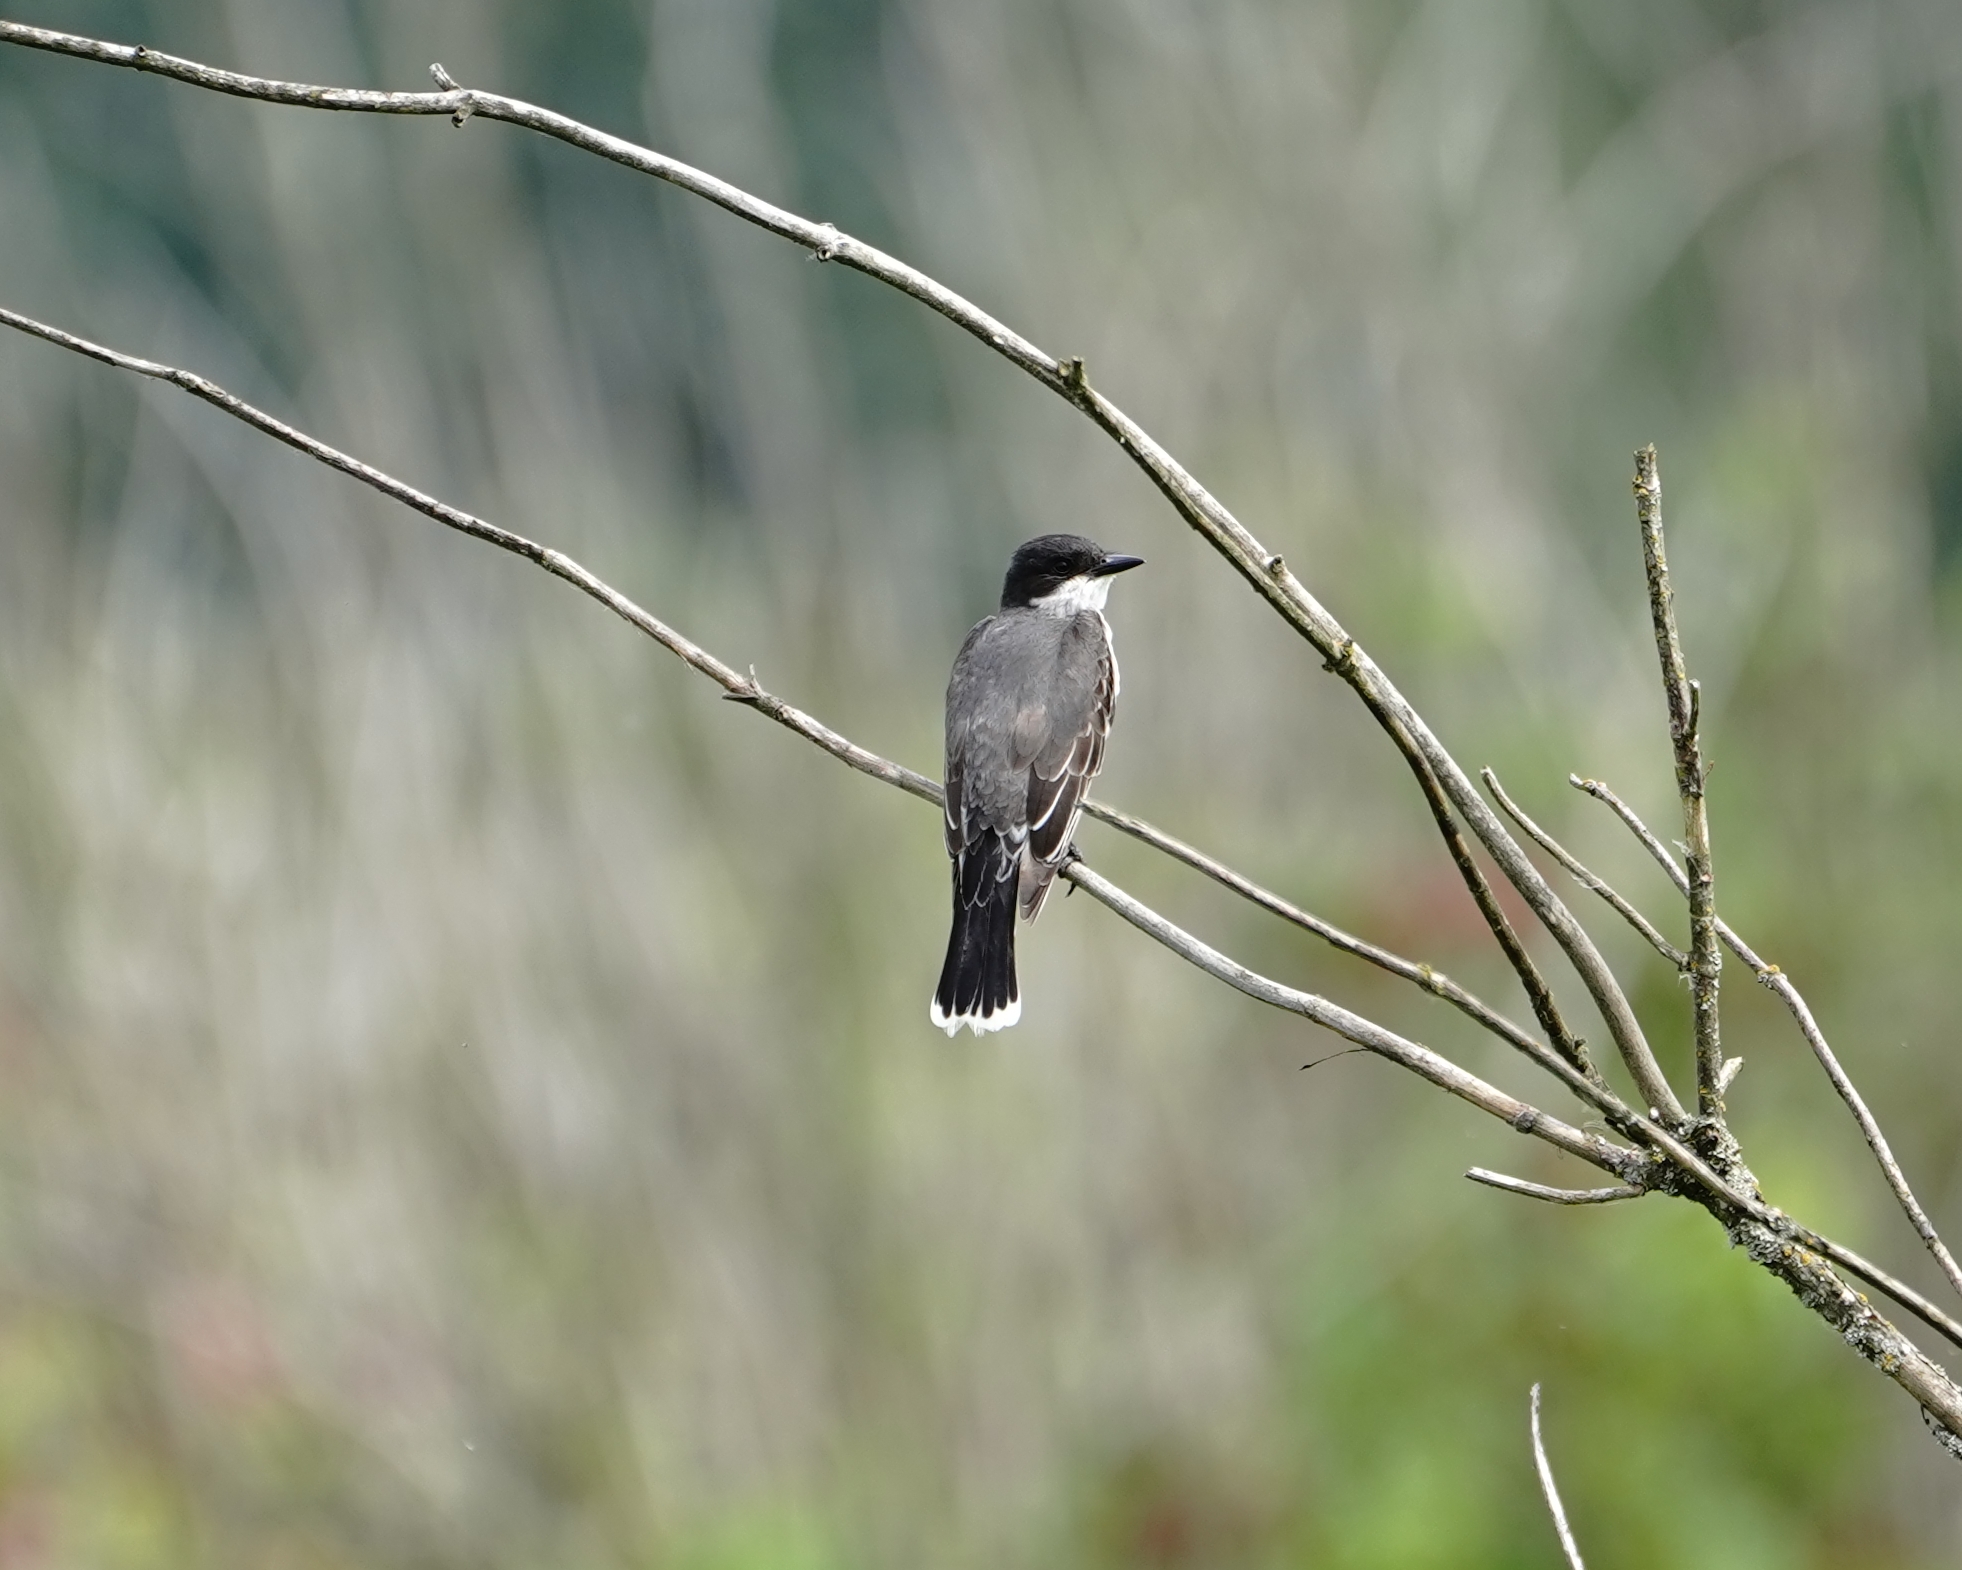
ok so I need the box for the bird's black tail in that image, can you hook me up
[930,831,1022,1035]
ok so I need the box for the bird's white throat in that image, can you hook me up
[1031,573,1113,616]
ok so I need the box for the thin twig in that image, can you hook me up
[1575,775,1962,1304]
[0,14,1687,1132]
[1483,768,1688,970]
[0,308,937,802]
[1634,447,1723,1116]
[1530,1385,1587,1570]
[1062,863,1630,1173]
[8,301,1961,1436]
[1468,1170,1643,1205]
[1570,778,1685,887]
[1408,751,1598,1083]
[1082,801,1562,1072]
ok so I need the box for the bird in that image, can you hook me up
[931,533,1144,1035]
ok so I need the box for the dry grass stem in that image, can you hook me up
[1531,1385,1587,1570]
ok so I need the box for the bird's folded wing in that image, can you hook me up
[1026,622,1116,867]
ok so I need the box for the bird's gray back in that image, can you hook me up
[945,610,1111,840]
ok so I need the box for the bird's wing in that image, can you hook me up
[943,754,964,860]
[942,616,996,858]
[1025,614,1116,869]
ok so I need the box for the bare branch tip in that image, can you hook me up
[721,664,767,707]
[1468,1168,1642,1206]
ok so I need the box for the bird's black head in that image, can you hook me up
[999,533,1145,609]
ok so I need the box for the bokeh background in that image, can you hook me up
[2,0,1962,1562]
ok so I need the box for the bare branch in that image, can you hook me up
[1081,801,1560,1069]
[1634,448,1724,1116]
[0,307,940,804]
[1574,776,1962,1305]
[1588,1096,1962,1355]
[0,30,1953,1431]
[1570,777,1683,883]
[8,298,1962,1438]
[1062,864,1632,1174]
[0,299,1606,1140]
[0,303,1646,1194]
[1736,951,1962,1304]
[1483,768,1689,970]
[1407,751,1598,1084]
[1530,1385,1587,1570]
[1468,1170,1643,1206]
[0,13,1687,1131]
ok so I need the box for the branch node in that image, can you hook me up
[1483,766,1689,970]
[1265,553,1286,577]
[1059,355,1089,394]
[722,665,767,707]
[427,64,475,126]
[811,223,842,262]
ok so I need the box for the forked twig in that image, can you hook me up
[1483,768,1688,970]
[1575,775,1962,1304]
[1531,1385,1587,1570]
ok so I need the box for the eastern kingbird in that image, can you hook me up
[931,534,1144,1035]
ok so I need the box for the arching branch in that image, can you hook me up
[0,13,1685,1126]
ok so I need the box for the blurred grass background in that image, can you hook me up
[2,0,1962,1562]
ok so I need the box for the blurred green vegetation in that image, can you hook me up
[2,0,1962,1562]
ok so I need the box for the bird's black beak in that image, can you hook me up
[1091,553,1145,577]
